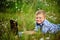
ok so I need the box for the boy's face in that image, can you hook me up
[36,13,45,24]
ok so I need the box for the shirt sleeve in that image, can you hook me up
[34,25,40,32]
[44,20,59,33]
[18,32,24,37]
[49,23,58,33]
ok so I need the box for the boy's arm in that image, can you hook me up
[24,31,36,35]
[18,26,39,36]
[18,31,36,37]
[24,25,40,35]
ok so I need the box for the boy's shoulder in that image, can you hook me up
[43,19,51,25]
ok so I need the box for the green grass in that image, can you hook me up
[0,0,60,40]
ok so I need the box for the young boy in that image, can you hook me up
[19,10,60,35]
[34,10,60,34]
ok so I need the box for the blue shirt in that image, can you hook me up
[34,19,60,34]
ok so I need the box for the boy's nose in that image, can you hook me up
[37,18,41,20]
[36,17,41,21]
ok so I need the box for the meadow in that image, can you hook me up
[0,0,60,40]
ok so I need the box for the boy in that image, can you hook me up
[19,10,60,35]
[34,10,60,33]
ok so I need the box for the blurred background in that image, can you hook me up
[0,0,60,40]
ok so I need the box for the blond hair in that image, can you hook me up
[36,10,46,15]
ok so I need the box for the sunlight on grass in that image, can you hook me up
[0,0,60,40]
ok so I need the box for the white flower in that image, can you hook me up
[46,37,50,40]
[40,38,44,40]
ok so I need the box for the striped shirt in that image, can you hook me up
[34,19,60,33]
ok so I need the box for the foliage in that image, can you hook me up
[0,0,60,40]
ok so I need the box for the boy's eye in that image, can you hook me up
[36,17,41,19]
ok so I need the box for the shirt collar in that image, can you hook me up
[36,19,47,26]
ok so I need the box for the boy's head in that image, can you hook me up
[35,10,46,24]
